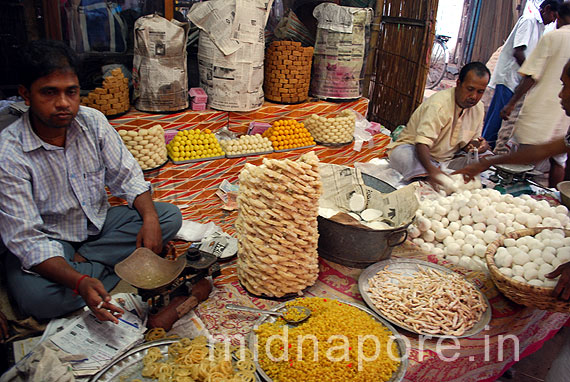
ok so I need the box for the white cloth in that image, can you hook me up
[513,25,570,145]
[489,3,545,92]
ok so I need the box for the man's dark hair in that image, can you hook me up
[565,59,570,78]
[19,40,80,89]
[540,0,563,13]
[558,1,570,18]
[458,62,491,83]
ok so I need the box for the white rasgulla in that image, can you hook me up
[474,243,487,257]
[504,238,517,247]
[528,279,544,287]
[512,265,524,277]
[524,268,538,281]
[513,252,530,265]
[462,243,475,256]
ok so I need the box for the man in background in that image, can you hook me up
[482,0,560,149]
[499,1,570,187]
[386,62,491,187]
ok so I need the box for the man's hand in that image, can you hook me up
[427,166,446,191]
[464,137,489,154]
[546,262,570,300]
[78,276,125,323]
[136,218,163,254]
[453,161,490,183]
[500,102,515,120]
[476,137,489,153]
[0,311,9,342]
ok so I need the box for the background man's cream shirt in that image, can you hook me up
[386,88,484,162]
[514,25,570,145]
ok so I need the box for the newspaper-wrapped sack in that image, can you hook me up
[310,3,373,100]
[132,14,190,112]
[188,0,274,111]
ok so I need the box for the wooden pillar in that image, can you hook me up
[362,0,385,100]
[42,0,62,40]
[165,0,174,20]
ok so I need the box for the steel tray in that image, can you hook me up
[246,298,408,382]
[358,258,492,338]
[88,338,260,381]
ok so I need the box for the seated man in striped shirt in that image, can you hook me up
[0,40,182,323]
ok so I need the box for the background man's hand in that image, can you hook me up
[78,277,124,323]
[546,262,570,300]
[500,102,515,120]
[453,161,490,183]
[464,137,489,154]
[476,137,489,153]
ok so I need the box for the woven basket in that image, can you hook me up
[485,227,570,312]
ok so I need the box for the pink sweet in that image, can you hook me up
[189,87,208,103]
[191,101,207,111]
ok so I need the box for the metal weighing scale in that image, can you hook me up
[488,163,548,196]
[115,247,221,314]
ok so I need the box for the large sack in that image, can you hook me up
[132,14,190,113]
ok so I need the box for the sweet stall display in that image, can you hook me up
[304,109,356,145]
[261,119,316,151]
[235,152,321,297]
[81,68,130,117]
[263,41,314,104]
[118,124,168,170]
[166,129,225,163]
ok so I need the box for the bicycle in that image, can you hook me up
[426,34,451,89]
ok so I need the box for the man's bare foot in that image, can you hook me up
[73,252,87,262]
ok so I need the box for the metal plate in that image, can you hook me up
[494,163,534,174]
[358,259,492,338]
[169,154,226,164]
[89,338,261,381]
[274,144,316,153]
[226,150,274,158]
[142,159,169,173]
[246,298,408,382]
[314,138,354,147]
[89,339,175,381]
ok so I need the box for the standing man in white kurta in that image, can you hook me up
[501,2,570,187]
[482,0,559,149]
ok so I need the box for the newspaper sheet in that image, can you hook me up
[188,0,240,55]
[319,163,418,228]
[189,0,274,111]
[49,309,144,375]
[168,310,212,340]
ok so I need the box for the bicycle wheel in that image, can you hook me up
[426,40,448,89]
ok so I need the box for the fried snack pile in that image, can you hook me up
[236,152,322,297]
[368,267,488,336]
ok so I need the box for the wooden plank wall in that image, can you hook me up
[365,0,439,130]
[455,0,524,66]
[470,0,517,64]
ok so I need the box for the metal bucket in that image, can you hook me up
[317,174,411,268]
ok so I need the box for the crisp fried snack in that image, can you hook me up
[236,152,322,297]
